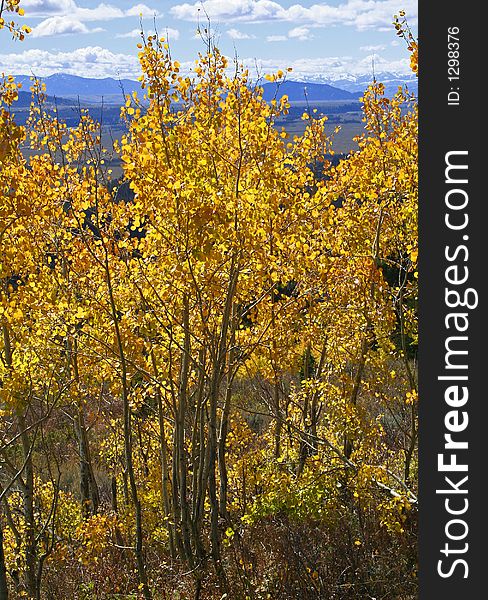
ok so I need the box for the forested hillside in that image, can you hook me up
[1,5,418,599]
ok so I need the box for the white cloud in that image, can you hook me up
[23,0,160,22]
[227,28,255,39]
[0,45,414,82]
[162,27,180,41]
[248,54,414,82]
[117,27,180,40]
[360,44,386,52]
[266,26,313,43]
[0,46,140,79]
[31,16,104,37]
[170,0,418,31]
[172,0,284,23]
[117,28,152,39]
[126,4,160,18]
[23,0,76,15]
[288,26,313,41]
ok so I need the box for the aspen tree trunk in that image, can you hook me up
[217,384,232,521]
[71,341,99,517]
[344,211,384,460]
[176,297,194,566]
[191,382,207,564]
[269,215,281,460]
[298,345,313,474]
[171,434,184,559]
[190,348,206,564]
[104,266,151,600]
[0,332,10,600]
[1,501,20,595]
[111,476,118,513]
[3,325,37,598]
[396,277,418,487]
[270,318,281,460]
[298,342,327,474]
[77,408,100,517]
[272,378,281,460]
[207,381,222,582]
[150,350,175,558]
[18,416,36,600]
[310,341,327,458]
[0,520,8,600]
[206,261,238,591]
[218,331,236,520]
[344,335,368,460]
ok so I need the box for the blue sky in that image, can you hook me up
[1,1,418,81]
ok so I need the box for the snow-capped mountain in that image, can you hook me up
[12,72,416,104]
[285,71,417,97]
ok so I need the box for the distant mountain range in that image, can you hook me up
[12,72,416,105]
[16,90,75,107]
[288,72,418,98]
[14,74,141,103]
[261,81,361,102]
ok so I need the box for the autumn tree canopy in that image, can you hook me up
[0,5,418,599]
